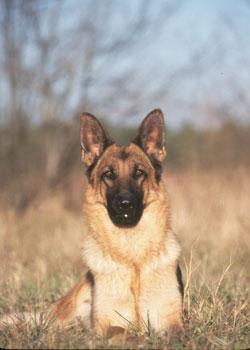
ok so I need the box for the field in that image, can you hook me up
[0,168,249,349]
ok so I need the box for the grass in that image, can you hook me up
[0,168,249,349]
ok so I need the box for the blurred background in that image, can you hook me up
[0,0,250,213]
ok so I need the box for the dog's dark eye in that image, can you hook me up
[102,170,116,181]
[134,169,145,179]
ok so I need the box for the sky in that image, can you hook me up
[101,0,250,127]
[0,0,250,128]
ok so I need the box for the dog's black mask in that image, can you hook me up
[107,188,143,227]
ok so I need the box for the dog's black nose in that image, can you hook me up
[118,198,133,210]
[107,189,143,227]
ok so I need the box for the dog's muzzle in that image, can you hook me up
[107,190,143,227]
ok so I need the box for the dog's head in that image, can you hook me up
[80,109,166,228]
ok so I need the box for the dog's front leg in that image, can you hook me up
[140,266,183,335]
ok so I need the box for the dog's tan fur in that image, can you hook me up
[1,109,183,337]
[51,110,183,336]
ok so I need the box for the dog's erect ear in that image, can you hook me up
[80,113,113,167]
[133,109,166,162]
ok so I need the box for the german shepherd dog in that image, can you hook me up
[52,109,183,337]
[1,109,183,338]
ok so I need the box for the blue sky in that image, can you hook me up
[0,0,249,128]
[80,0,250,127]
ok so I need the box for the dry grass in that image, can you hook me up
[0,168,249,349]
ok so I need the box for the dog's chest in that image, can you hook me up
[92,263,170,331]
[92,263,181,334]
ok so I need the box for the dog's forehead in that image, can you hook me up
[98,143,152,169]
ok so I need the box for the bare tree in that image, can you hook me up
[0,0,186,125]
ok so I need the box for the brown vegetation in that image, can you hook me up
[0,166,249,348]
[1,119,250,214]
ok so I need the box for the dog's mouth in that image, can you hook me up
[107,191,143,228]
[107,207,143,227]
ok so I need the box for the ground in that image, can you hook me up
[0,169,249,349]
